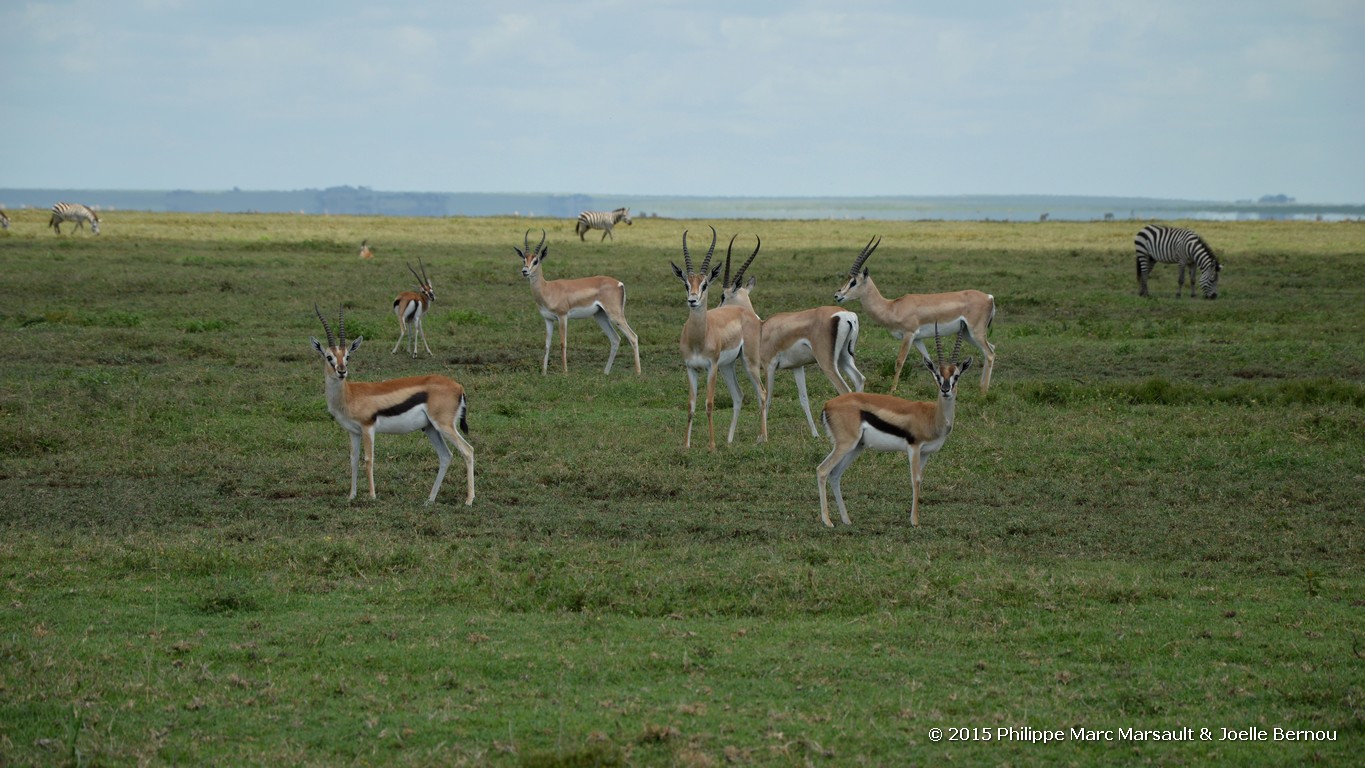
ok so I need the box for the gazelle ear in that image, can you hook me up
[539,247,548,262]
[349,336,364,352]
[311,337,324,354]
[707,262,723,282]
[670,262,686,281]
[959,357,973,373]
[745,275,756,290]
[862,266,870,278]
[922,355,936,372]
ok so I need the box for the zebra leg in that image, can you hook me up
[601,227,612,242]
[592,308,621,374]
[1136,256,1151,297]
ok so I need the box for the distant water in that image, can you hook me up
[1,188,1360,222]
[626,195,1365,223]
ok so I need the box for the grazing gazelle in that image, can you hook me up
[359,240,374,260]
[670,226,766,450]
[392,259,435,357]
[716,236,865,438]
[834,236,996,393]
[515,229,641,375]
[817,326,970,527]
[311,305,474,506]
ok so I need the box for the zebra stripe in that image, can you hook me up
[574,207,631,242]
[49,202,101,235]
[1135,224,1221,299]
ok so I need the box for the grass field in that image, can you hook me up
[1,211,1362,765]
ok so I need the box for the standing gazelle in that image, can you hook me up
[311,305,474,505]
[834,237,996,393]
[392,259,435,357]
[716,236,865,438]
[670,226,767,450]
[516,229,641,375]
[817,326,970,527]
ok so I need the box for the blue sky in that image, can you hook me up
[3,1,1362,202]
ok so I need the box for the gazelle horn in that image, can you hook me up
[849,235,881,277]
[419,256,429,283]
[682,229,693,275]
[338,305,347,347]
[534,228,547,257]
[732,234,760,289]
[698,225,718,275]
[407,261,424,284]
[951,327,965,365]
[314,303,336,348]
[723,234,737,288]
[934,322,943,366]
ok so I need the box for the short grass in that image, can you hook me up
[1,211,1362,765]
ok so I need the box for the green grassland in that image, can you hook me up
[1,210,1362,765]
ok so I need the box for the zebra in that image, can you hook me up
[0,210,9,230]
[49,202,101,235]
[574,207,631,242]
[1135,224,1221,299]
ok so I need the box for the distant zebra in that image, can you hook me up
[49,202,101,235]
[574,207,631,242]
[0,210,9,230]
[1135,224,1221,299]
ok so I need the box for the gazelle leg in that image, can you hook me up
[363,428,377,499]
[610,313,641,374]
[348,432,362,500]
[706,364,720,451]
[685,368,699,449]
[593,309,620,374]
[762,360,779,439]
[424,425,452,504]
[792,366,819,437]
[721,363,743,444]
[817,441,862,526]
[891,336,915,393]
[418,317,433,357]
[541,318,555,375]
[559,316,570,374]
[907,445,925,527]
[392,318,407,354]
[741,350,766,443]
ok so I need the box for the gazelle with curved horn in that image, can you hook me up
[834,237,996,393]
[670,226,767,450]
[311,305,474,505]
[516,229,641,375]
[716,235,865,438]
[392,258,435,357]
[816,325,970,527]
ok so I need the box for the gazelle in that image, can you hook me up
[359,240,374,260]
[670,226,766,450]
[392,259,435,357]
[310,305,474,506]
[834,237,996,393]
[717,236,865,438]
[817,326,971,528]
[515,229,641,375]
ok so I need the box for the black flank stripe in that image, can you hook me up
[376,392,428,419]
[862,411,915,444]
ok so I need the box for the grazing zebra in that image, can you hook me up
[574,207,631,242]
[49,202,101,235]
[1134,224,1221,299]
[0,210,9,230]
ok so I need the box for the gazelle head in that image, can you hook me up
[407,259,434,302]
[922,323,973,399]
[718,233,760,307]
[310,304,363,381]
[834,236,882,304]
[670,225,723,309]
[515,228,548,279]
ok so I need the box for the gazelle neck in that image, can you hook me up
[855,275,899,326]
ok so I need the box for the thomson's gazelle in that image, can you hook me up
[516,229,641,375]
[817,326,970,527]
[392,259,435,357]
[835,236,995,393]
[716,236,865,437]
[670,227,766,450]
[311,305,474,506]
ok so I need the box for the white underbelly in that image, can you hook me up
[860,423,911,453]
[374,406,431,434]
[774,340,816,369]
